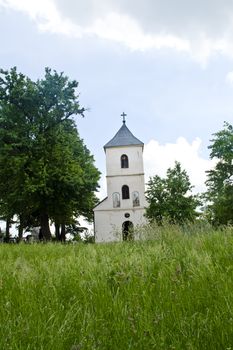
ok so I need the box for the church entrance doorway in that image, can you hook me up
[122,221,134,241]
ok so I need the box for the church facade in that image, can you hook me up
[94,116,147,242]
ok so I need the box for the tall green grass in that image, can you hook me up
[0,224,233,349]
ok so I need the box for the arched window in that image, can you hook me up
[112,192,120,208]
[121,154,129,168]
[132,191,140,207]
[122,185,130,199]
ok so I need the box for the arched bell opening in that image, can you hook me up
[121,154,129,168]
[122,185,130,199]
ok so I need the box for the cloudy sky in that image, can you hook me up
[0,0,233,197]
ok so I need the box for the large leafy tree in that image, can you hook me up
[205,122,233,225]
[42,122,100,241]
[0,67,100,240]
[146,161,200,225]
[0,68,36,239]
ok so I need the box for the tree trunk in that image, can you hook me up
[18,225,23,242]
[40,213,51,241]
[5,218,10,243]
[55,223,61,241]
[18,216,23,242]
[61,223,66,242]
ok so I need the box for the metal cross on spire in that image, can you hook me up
[121,112,127,124]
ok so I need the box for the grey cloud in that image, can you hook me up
[54,0,233,39]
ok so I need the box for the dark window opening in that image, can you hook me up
[122,221,134,241]
[121,154,129,168]
[122,185,130,199]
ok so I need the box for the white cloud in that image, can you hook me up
[2,0,233,64]
[226,71,233,84]
[87,12,190,52]
[0,0,190,54]
[96,176,107,200]
[144,137,215,193]
[0,0,83,36]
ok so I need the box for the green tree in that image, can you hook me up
[44,122,100,241]
[205,122,233,225]
[0,68,36,240]
[0,67,100,240]
[146,161,200,224]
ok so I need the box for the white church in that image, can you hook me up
[94,114,147,242]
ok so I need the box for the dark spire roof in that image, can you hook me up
[104,121,144,149]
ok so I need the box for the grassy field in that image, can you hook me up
[0,224,233,350]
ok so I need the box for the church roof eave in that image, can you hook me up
[93,196,108,210]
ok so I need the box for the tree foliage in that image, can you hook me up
[205,122,233,225]
[146,161,200,225]
[0,67,100,240]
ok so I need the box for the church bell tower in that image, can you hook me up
[94,114,147,242]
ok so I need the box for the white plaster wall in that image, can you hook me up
[106,146,144,176]
[94,208,147,243]
[107,174,146,209]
